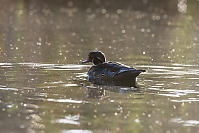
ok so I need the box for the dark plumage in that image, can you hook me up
[82,51,145,86]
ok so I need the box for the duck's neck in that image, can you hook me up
[93,58,104,65]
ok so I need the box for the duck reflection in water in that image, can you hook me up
[82,51,145,87]
[86,84,141,99]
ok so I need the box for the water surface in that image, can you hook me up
[0,0,199,133]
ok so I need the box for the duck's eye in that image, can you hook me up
[88,56,93,61]
[88,55,92,59]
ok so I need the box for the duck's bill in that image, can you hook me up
[82,59,89,64]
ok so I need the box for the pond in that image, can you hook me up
[0,0,199,133]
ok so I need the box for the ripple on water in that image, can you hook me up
[161,89,199,94]
[53,114,80,125]
[158,93,184,97]
[148,87,199,99]
[0,87,18,91]
[75,72,88,78]
[170,98,199,103]
[54,65,90,69]
[18,62,55,68]
[0,85,7,87]
[0,63,12,65]
[171,118,199,126]
[139,64,199,79]
[18,63,90,71]
[172,63,199,67]
[45,64,90,71]
[46,98,87,103]
[62,84,79,87]
[138,65,184,69]
[48,81,64,84]
[0,63,13,68]
[61,130,92,133]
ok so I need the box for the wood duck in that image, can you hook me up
[82,51,145,87]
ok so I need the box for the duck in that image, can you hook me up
[82,51,145,87]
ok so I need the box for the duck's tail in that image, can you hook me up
[136,69,146,73]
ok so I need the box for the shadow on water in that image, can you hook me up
[85,85,142,99]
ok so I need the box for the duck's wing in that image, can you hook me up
[98,62,128,72]
[113,69,145,82]
[98,62,146,78]
[107,62,131,68]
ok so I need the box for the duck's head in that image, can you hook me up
[82,51,106,65]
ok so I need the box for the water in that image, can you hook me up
[0,0,199,133]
